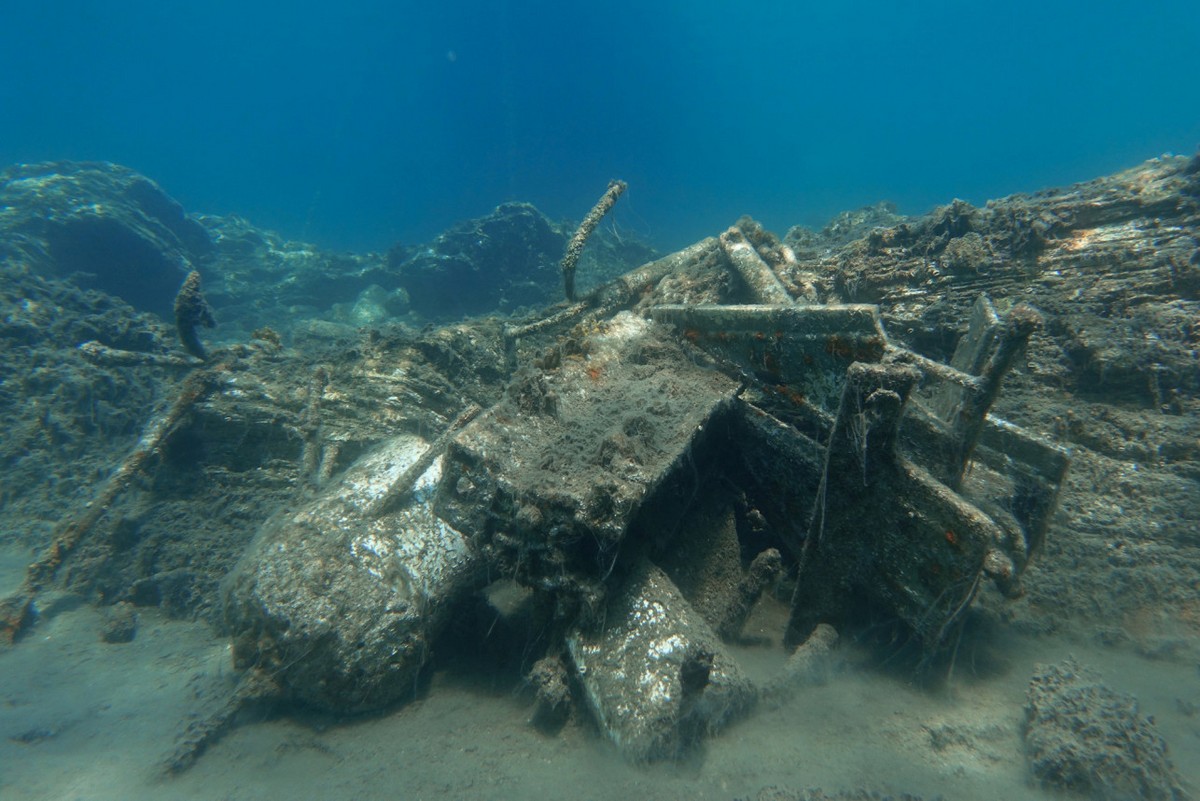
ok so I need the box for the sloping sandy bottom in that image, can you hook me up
[2,545,1197,801]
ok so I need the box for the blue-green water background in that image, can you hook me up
[3,0,1198,250]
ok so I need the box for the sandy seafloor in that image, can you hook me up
[2,544,1197,801]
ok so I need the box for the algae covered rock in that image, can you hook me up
[0,160,212,317]
[1023,657,1188,800]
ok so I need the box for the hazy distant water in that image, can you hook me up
[3,0,1198,251]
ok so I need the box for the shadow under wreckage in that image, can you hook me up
[212,228,1068,767]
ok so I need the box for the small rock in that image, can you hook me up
[100,601,138,644]
[1023,657,1187,801]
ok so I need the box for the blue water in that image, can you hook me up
[2,1,1198,250]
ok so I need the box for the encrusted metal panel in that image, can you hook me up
[566,560,756,761]
[223,434,480,712]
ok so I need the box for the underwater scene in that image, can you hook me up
[2,3,1199,801]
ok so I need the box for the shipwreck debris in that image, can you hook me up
[160,668,284,776]
[7,154,1197,787]
[8,197,1072,766]
[565,558,757,761]
[174,269,215,359]
[784,360,1010,648]
[719,225,794,305]
[222,429,483,713]
[648,291,1066,651]
[561,179,627,301]
[436,311,740,626]
[367,402,482,518]
[761,622,839,703]
[716,546,783,641]
[0,367,218,645]
[78,339,201,368]
[211,226,1069,763]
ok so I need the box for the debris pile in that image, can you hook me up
[7,154,1199,778]
[213,214,1067,761]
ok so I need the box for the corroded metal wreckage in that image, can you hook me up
[0,217,1069,771]
[213,225,1068,766]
